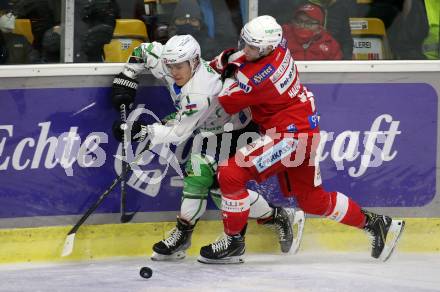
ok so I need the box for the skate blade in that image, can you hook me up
[380,219,405,262]
[151,251,186,261]
[289,210,305,255]
[197,255,244,264]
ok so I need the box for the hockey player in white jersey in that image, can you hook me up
[110,35,305,261]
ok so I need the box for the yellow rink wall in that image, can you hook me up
[0,218,439,264]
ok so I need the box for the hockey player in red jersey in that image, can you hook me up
[198,15,405,264]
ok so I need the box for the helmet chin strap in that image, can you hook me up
[190,57,200,75]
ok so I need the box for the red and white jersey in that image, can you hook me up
[218,39,319,136]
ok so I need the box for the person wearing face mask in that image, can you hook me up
[307,0,355,60]
[0,9,39,64]
[14,0,57,54]
[168,0,216,60]
[282,3,342,60]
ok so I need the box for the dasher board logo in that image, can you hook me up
[0,82,437,220]
[312,82,437,207]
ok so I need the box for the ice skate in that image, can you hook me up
[198,227,246,264]
[362,210,405,262]
[151,218,194,261]
[259,207,305,253]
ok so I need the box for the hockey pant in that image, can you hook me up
[217,133,366,235]
[180,123,273,225]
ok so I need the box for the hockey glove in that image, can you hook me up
[111,72,138,111]
[209,48,236,73]
[123,42,164,79]
[221,63,239,82]
[112,120,149,143]
[129,42,162,67]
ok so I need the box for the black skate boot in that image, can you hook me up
[151,218,194,261]
[197,225,246,264]
[362,210,405,261]
[259,207,295,253]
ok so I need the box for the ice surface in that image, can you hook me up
[0,252,439,292]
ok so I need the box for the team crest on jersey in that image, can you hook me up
[251,64,275,85]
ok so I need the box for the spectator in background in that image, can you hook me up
[132,0,169,44]
[307,0,355,60]
[168,0,216,60]
[134,0,159,42]
[282,0,354,59]
[358,0,402,29]
[198,0,215,38]
[41,25,61,63]
[14,0,57,55]
[282,3,342,60]
[227,0,244,36]
[386,0,429,59]
[76,0,120,62]
[422,0,439,59]
[0,9,39,64]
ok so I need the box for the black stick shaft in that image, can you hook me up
[120,105,128,218]
[66,166,130,235]
[65,141,150,235]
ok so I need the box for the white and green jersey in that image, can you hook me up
[123,42,251,147]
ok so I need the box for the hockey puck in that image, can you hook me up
[139,266,153,279]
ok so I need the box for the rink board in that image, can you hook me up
[0,62,440,262]
[0,218,439,264]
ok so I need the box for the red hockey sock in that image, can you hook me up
[326,192,366,228]
[221,191,250,235]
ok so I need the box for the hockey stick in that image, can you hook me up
[61,141,150,257]
[119,104,137,223]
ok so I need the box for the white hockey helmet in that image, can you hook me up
[239,15,282,55]
[161,34,201,73]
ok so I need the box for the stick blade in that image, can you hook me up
[120,207,139,223]
[61,233,76,257]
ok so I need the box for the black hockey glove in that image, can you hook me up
[221,63,239,82]
[220,48,236,66]
[112,120,149,143]
[111,72,138,111]
[210,48,236,73]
